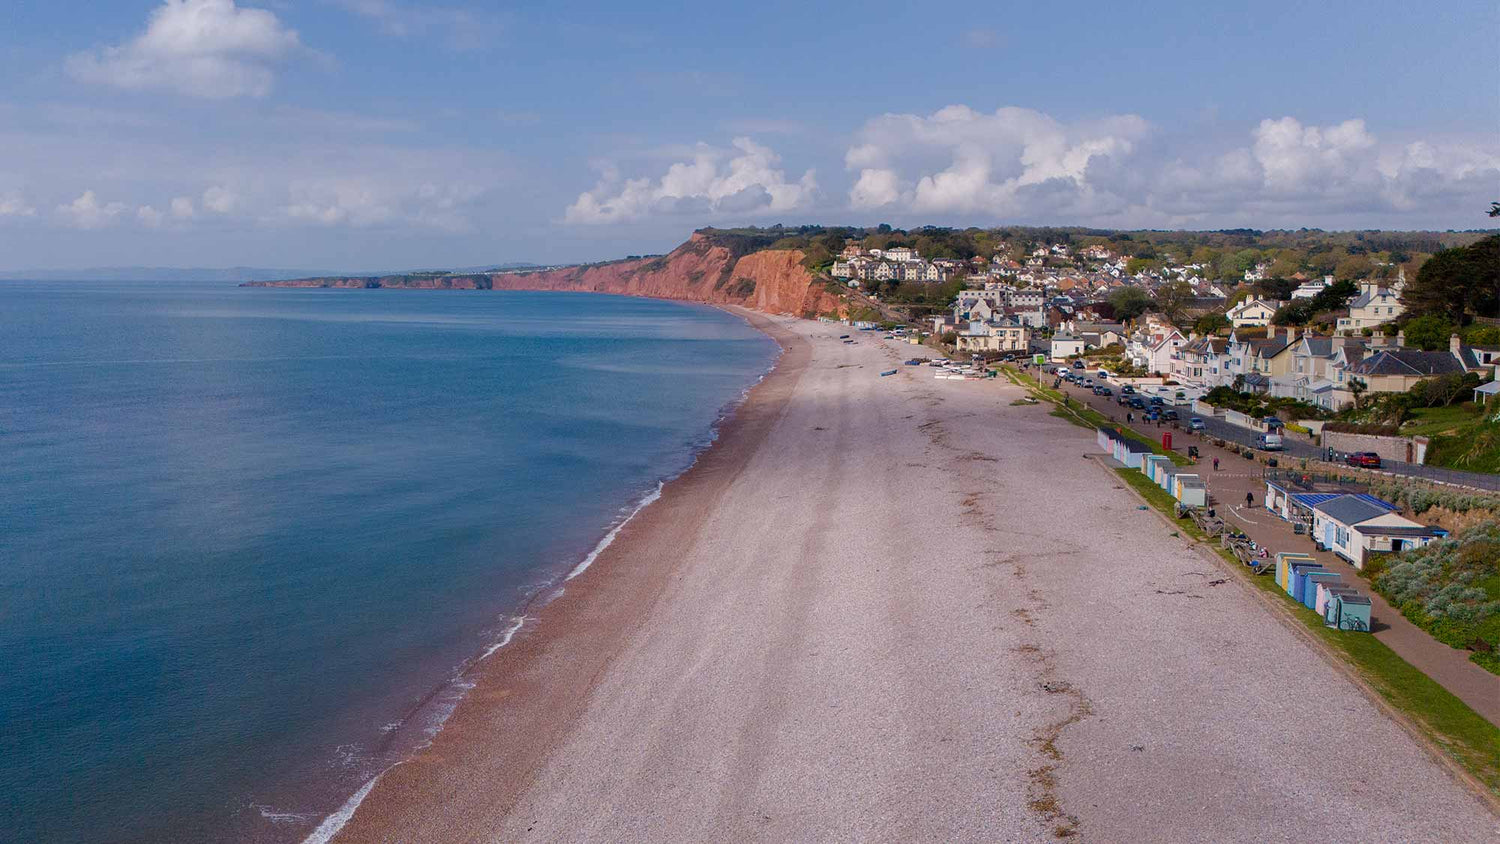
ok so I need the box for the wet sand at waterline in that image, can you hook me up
[333,312,1497,842]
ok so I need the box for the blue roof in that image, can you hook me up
[1290,492,1397,511]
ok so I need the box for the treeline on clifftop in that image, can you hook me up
[696,224,1493,283]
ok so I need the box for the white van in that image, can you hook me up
[1256,433,1284,451]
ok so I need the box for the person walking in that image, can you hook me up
[1245,491,1254,509]
[1213,456,1220,471]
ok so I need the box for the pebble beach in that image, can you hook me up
[329,312,1499,842]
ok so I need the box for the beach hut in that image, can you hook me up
[1142,455,1170,485]
[1332,594,1372,631]
[1315,580,1347,616]
[1157,462,1178,493]
[1114,439,1151,470]
[1302,571,1340,610]
[1176,477,1208,508]
[1323,587,1359,626]
[1096,427,1117,452]
[1171,473,1200,500]
[1275,553,1315,590]
[1288,562,1325,601]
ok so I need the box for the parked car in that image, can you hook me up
[1346,452,1382,468]
[1188,417,1206,432]
[1162,409,1180,421]
[1120,385,1136,395]
[1256,433,1285,451]
[1098,387,1113,397]
[1129,397,1147,409]
[1117,394,1132,406]
[1072,359,1085,369]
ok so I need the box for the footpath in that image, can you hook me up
[1051,376,1500,728]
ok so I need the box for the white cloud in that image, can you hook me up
[565,138,816,224]
[137,205,165,228]
[844,105,1148,216]
[67,0,302,99]
[842,105,1500,227]
[57,191,129,229]
[336,0,502,50]
[171,196,197,218]
[202,185,240,214]
[0,191,37,218]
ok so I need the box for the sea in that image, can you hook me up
[0,281,780,843]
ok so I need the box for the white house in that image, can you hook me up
[1227,298,1280,328]
[1050,334,1086,360]
[1335,280,1405,335]
[1311,495,1442,568]
[1290,277,1331,300]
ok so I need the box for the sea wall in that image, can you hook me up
[1323,430,1430,464]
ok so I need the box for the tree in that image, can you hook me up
[1194,312,1230,336]
[1348,377,1368,410]
[1108,286,1152,322]
[1334,253,1374,281]
[1402,313,1455,351]
[1402,235,1500,323]
[1154,280,1194,326]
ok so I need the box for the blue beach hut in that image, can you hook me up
[1302,572,1340,610]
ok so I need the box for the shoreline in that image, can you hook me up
[316,307,808,841]
[315,316,1494,842]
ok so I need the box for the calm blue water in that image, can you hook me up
[0,281,778,843]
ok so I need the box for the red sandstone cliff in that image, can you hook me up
[245,232,853,318]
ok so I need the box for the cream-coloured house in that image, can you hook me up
[1227,298,1280,328]
[1335,280,1405,335]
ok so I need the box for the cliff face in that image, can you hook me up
[244,233,851,318]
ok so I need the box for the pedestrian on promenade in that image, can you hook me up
[1245,491,1254,509]
[1126,412,1133,423]
[1213,457,1219,471]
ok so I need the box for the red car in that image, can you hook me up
[1345,452,1382,468]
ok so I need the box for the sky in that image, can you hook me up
[0,0,1496,271]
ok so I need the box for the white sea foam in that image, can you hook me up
[566,481,664,581]
[254,805,316,825]
[480,615,527,659]
[301,773,382,844]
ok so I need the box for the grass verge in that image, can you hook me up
[1112,465,1500,797]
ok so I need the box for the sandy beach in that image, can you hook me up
[332,312,1497,842]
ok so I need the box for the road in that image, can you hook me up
[1046,371,1500,492]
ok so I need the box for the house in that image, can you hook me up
[1335,280,1405,335]
[955,318,1031,353]
[1173,336,1230,387]
[1311,494,1443,567]
[1227,298,1280,328]
[1290,277,1331,299]
[1342,334,1487,395]
[1050,333,1086,360]
[1129,329,1186,375]
[884,246,917,262]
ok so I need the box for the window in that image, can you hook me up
[1335,526,1348,547]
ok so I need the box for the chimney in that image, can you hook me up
[1450,333,1463,358]
[1396,330,1405,348]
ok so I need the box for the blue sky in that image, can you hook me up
[0,0,1495,270]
